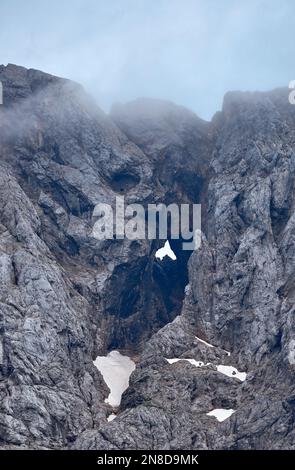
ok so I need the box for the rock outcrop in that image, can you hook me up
[0,64,294,449]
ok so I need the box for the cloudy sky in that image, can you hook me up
[0,0,294,119]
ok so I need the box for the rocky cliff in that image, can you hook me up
[0,64,294,449]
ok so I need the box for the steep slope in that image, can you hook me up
[77,89,295,450]
[0,64,295,449]
[0,64,209,448]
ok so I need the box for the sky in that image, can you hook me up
[0,0,294,120]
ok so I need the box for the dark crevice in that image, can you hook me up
[108,171,140,193]
[100,161,206,354]
[104,236,191,353]
[269,329,282,353]
[270,205,289,241]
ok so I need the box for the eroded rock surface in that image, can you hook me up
[0,64,295,449]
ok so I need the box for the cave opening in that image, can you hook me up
[103,174,203,354]
[153,237,191,316]
[106,234,192,353]
[109,171,140,193]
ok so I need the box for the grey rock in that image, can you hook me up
[0,64,295,449]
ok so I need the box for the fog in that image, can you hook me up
[0,0,294,120]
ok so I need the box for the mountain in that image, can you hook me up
[0,64,295,449]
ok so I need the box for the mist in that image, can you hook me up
[0,0,294,120]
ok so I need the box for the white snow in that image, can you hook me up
[107,413,117,422]
[166,358,247,381]
[155,241,176,261]
[94,350,136,407]
[195,336,214,348]
[207,409,236,422]
[166,358,182,365]
[217,365,247,382]
[166,358,209,368]
[195,336,231,356]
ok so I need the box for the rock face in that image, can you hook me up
[0,64,295,449]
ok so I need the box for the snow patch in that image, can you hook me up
[166,358,210,367]
[94,350,136,407]
[195,336,214,348]
[217,365,246,382]
[166,358,246,381]
[207,409,236,422]
[107,413,117,422]
[195,335,231,356]
[155,241,176,261]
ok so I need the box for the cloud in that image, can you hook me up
[0,0,294,119]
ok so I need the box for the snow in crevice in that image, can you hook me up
[195,335,231,356]
[155,241,177,261]
[165,358,247,381]
[107,413,117,422]
[195,335,215,348]
[94,350,136,408]
[216,365,246,382]
[166,358,210,367]
[207,409,236,422]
